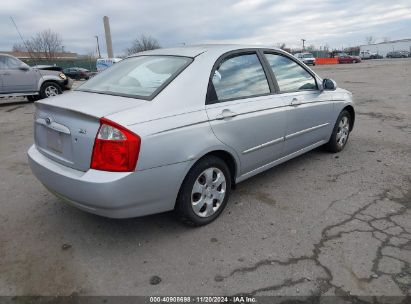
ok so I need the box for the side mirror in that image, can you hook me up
[19,65,30,71]
[323,78,337,90]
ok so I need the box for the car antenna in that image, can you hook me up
[10,16,37,64]
[10,16,46,87]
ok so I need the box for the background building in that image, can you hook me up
[359,39,411,57]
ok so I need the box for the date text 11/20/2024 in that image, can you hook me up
[149,296,257,303]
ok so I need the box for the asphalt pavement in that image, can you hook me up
[0,59,410,300]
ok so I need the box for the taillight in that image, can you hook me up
[91,118,140,172]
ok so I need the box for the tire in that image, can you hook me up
[324,110,352,153]
[40,82,62,99]
[27,95,40,102]
[175,155,232,226]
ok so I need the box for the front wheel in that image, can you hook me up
[324,110,352,153]
[40,82,62,99]
[175,156,232,226]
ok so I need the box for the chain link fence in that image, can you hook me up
[22,58,97,71]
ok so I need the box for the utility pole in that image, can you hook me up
[301,39,306,51]
[95,35,101,58]
[103,16,114,58]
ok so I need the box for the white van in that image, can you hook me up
[96,58,122,72]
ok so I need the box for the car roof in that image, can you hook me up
[128,44,281,58]
[0,53,18,58]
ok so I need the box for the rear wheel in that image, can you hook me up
[324,110,351,153]
[40,82,62,99]
[175,156,232,226]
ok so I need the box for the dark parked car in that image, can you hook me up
[337,54,361,64]
[386,51,409,58]
[32,65,63,72]
[63,67,91,80]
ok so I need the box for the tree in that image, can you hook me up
[12,43,25,52]
[365,36,376,45]
[127,35,160,55]
[13,29,63,60]
[26,29,63,59]
[306,44,316,52]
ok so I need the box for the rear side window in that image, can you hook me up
[0,56,6,69]
[211,53,270,102]
[0,56,23,69]
[264,53,317,92]
[78,55,192,100]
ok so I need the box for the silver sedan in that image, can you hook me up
[28,45,355,226]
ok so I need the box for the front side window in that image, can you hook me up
[211,53,270,101]
[265,53,317,92]
[78,55,192,99]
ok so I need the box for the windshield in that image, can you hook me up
[77,55,192,99]
[303,53,314,58]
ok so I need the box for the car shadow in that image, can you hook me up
[56,146,331,238]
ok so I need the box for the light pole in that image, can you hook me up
[95,35,101,58]
[301,39,306,51]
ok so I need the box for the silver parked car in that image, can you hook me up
[28,45,355,226]
[0,53,72,101]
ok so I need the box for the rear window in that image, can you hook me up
[77,55,192,100]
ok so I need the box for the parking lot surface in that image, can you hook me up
[0,59,410,299]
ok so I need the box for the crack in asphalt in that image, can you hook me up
[215,182,411,301]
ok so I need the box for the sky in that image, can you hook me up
[1,0,411,56]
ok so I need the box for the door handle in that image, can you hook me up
[290,98,302,106]
[216,109,237,120]
[2,72,11,76]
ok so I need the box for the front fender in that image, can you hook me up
[37,74,65,91]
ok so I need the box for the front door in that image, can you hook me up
[263,52,333,155]
[206,52,287,175]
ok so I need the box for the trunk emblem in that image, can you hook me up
[79,129,87,134]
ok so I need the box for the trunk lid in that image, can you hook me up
[34,91,148,171]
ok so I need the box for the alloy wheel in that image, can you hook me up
[336,116,350,147]
[44,85,59,97]
[191,167,226,218]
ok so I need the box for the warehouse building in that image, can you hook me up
[359,39,411,57]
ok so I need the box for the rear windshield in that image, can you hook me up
[77,55,192,100]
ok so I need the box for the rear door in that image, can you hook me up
[263,52,333,155]
[206,51,287,175]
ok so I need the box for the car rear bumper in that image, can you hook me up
[28,145,189,218]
